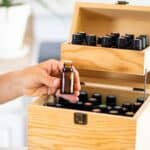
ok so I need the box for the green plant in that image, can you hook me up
[0,0,12,7]
[0,0,48,8]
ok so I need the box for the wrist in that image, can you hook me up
[11,70,24,96]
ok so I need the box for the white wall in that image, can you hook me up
[1,0,150,148]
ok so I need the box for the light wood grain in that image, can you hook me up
[28,83,149,150]
[28,2,150,150]
[65,2,150,75]
[28,104,136,150]
[61,43,146,75]
[69,2,150,40]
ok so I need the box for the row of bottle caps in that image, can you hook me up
[44,91,145,117]
[71,32,149,50]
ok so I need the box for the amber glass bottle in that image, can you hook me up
[60,61,74,94]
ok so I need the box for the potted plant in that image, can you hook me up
[0,0,31,58]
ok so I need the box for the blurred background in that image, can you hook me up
[0,0,150,148]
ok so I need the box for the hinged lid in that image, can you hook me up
[68,2,150,41]
[62,2,150,91]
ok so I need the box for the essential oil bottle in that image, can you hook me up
[60,61,74,94]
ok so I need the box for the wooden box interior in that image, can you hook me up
[69,3,150,40]
[61,3,150,75]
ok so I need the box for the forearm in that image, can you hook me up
[0,71,22,104]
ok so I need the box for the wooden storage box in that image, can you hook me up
[28,2,150,150]
[28,75,150,150]
[61,2,150,75]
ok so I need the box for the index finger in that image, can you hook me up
[73,66,81,91]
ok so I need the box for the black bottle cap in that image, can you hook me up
[86,34,97,46]
[107,106,112,111]
[122,102,130,109]
[78,32,87,45]
[88,97,99,106]
[113,105,122,113]
[108,110,119,115]
[76,101,84,110]
[122,102,134,111]
[110,33,120,48]
[91,93,102,104]
[97,104,108,113]
[58,97,69,106]
[124,34,134,49]
[97,36,102,45]
[72,33,82,44]
[121,107,128,115]
[106,95,117,107]
[140,35,149,47]
[92,108,101,113]
[125,111,134,117]
[117,36,127,49]
[55,103,64,108]
[133,102,142,113]
[78,32,86,39]
[111,32,120,38]
[137,36,146,49]
[137,97,145,104]
[101,36,112,47]
[125,34,134,39]
[79,91,88,102]
[133,39,142,50]
[83,102,93,111]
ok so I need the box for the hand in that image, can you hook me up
[19,59,81,103]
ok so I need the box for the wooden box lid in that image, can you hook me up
[61,2,150,90]
[68,2,150,41]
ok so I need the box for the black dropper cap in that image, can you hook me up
[125,34,134,39]
[122,102,134,112]
[72,33,82,45]
[125,34,134,49]
[117,36,127,49]
[88,97,99,106]
[133,39,142,50]
[125,111,134,117]
[110,32,120,48]
[83,102,93,111]
[137,97,145,104]
[70,101,84,110]
[97,36,102,45]
[91,93,102,104]
[109,110,119,115]
[133,102,142,113]
[113,105,122,114]
[58,97,69,106]
[121,107,128,115]
[140,35,149,47]
[106,95,117,107]
[78,32,87,45]
[97,104,108,113]
[76,101,84,110]
[79,91,88,102]
[137,36,146,49]
[86,34,97,46]
[55,103,64,108]
[92,108,101,113]
[101,36,112,47]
